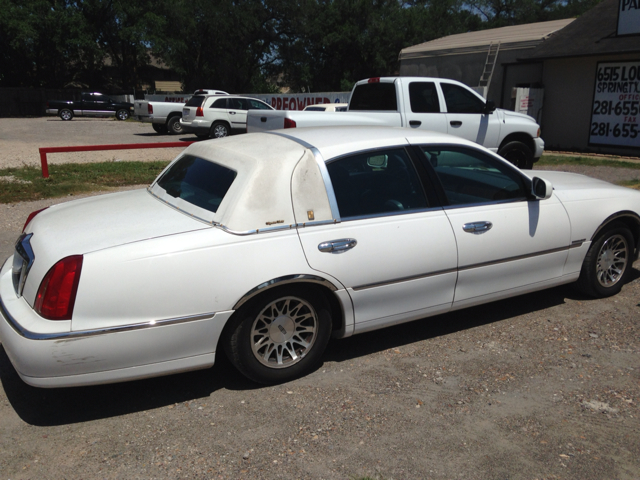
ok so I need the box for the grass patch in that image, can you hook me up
[0,161,170,204]
[538,154,640,169]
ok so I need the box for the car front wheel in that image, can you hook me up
[116,109,130,121]
[59,109,73,121]
[211,122,229,138]
[498,141,534,169]
[224,287,332,384]
[576,221,634,298]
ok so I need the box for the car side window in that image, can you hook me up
[228,98,245,110]
[420,147,527,206]
[327,148,428,219]
[247,99,271,110]
[441,83,486,114]
[211,98,227,109]
[409,82,440,113]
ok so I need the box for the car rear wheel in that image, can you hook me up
[576,222,634,298]
[152,123,168,134]
[211,122,229,138]
[224,287,332,384]
[167,116,183,135]
[498,141,534,169]
[59,109,73,121]
[116,109,130,121]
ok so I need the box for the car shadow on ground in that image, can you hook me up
[1,272,637,427]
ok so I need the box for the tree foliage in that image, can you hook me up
[0,0,603,91]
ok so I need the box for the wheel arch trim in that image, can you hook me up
[232,274,340,311]
[591,211,640,259]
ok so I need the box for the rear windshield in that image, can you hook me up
[349,83,397,111]
[185,95,206,107]
[157,155,237,213]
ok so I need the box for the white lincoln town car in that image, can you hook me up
[1,127,639,388]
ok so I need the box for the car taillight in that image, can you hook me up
[148,104,153,114]
[35,255,83,321]
[196,106,204,117]
[284,118,297,129]
[23,207,49,232]
[368,77,380,83]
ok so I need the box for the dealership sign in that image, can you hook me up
[589,61,640,149]
[618,0,640,35]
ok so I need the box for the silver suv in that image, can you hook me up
[181,95,273,139]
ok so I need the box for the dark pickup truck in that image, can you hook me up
[46,92,134,121]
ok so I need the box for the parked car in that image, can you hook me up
[1,127,639,388]
[248,77,544,169]
[46,92,134,121]
[134,89,228,135]
[181,95,273,139]
[304,103,349,112]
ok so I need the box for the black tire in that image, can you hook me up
[167,116,184,135]
[498,141,534,169]
[224,287,332,384]
[152,123,168,134]
[116,109,130,121]
[210,121,229,138]
[575,222,634,298]
[59,109,73,121]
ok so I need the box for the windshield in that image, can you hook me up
[156,155,237,213]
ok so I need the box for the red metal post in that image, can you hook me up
[37,141,197,178]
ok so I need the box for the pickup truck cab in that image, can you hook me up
[247,77,544,169]
[134,89,228,135]
[181,95,273,138]
[46,93,134,121]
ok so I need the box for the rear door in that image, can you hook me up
[399,80,449,133]
[227,98,248,132]
[296,146,458,332]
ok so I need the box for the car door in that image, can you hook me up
[81,93,113,116]
[415,145,571,308]
[227,98,248,132]
[296,146,458,332]
[401,81,449,133]
[439,82,501,150]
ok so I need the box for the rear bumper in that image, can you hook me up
[0,257,230,388]
[180,120,212,136]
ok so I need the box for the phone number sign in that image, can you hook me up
[589,61,640,149]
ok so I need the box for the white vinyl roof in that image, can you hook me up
[400,18,574,59]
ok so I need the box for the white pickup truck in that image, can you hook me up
[134,89,228,135]
[247,77,544,169]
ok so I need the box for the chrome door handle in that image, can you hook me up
[318,238,357,253]
[229,111,236,115]
[463,221,493,234]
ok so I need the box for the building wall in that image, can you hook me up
[541,53,640,155]
[399,47,538,107]
[501,62,544,111]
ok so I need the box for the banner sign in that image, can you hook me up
[143,92,351,111]
[589,61,640,149]
[617,0,640,36]
[246,92,350,111]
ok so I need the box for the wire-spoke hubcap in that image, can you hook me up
[251,296,318,369]
[596,234,628,287]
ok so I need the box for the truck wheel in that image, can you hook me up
[152,123,168,134]
[498,141,533,169]
[167,116,183,135]
[59,109,73,121]
[116,109,130,121]
[211,122,229,138]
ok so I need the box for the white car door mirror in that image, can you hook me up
[532,176,553,200]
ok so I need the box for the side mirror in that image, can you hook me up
[484,100,496,114]
[531,176,553,200]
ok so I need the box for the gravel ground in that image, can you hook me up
[0,119,639,479]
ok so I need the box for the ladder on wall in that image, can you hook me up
[478,41,501,95]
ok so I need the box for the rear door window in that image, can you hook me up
[409,82,440,113]
[327,148,428,219]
